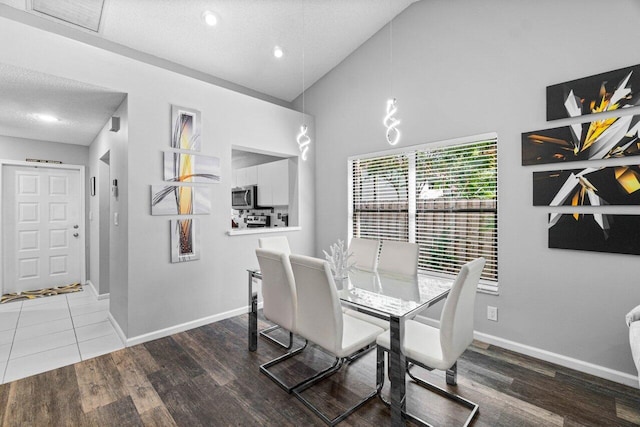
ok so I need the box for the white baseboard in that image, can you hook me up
[415,315,639,389]
[84,280,110,300]
[124,306,249,347]
[108,311,127,346]
[84,280,98,298]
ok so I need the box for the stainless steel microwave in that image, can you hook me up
[232,185,258,209]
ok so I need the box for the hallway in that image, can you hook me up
[0,287,123,384]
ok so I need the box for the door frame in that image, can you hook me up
[0,159,87,296]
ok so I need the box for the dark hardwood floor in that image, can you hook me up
[1,313,639,426]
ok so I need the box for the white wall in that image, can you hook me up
[296,0,640,380]
[0,135,89,166]
[0,16,315,339]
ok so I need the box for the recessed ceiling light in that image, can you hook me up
[202,10,217,27]
[273,46,284,59]
[34,114,60,123]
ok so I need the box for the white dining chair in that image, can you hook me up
[257,236,292,348]
[376,257,486,427]
[258,236,291,255]
[255,248,308,392]
[289,254,385,426]
[377,240,420,276]
[348,237,380,271]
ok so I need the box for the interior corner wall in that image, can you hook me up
[88,98,128,331]
[296,0,640,378]
[0,15,315,339]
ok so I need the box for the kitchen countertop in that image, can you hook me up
[227,226,301,236]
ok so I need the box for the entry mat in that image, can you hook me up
[0,283,82,304]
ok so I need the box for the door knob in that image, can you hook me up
[73,233,79,238]
[73,225,79,229]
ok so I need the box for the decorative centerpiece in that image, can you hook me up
[323,239,356,282]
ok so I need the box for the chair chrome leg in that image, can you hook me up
[446,362,457,385]
[345,343,375,363]
[379,348,479,427]
[293,352,379,426]
[260,340,309,393]
[406,361,478,427]
[376,346,391,407]
[259,324,294,349]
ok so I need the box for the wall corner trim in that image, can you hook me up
[415,315,639,389]
[108,311,127,346]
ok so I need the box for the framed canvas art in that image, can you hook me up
[151,185,211,215]
[171,105,201,151]
[548,213,640,255]
[171,218,200,262]
[164,151,221,183]
[533,165,640,207]
[522,114,640,165]
[546,64,640,121]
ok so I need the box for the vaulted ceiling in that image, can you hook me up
[0,0,418,145]
[0,0,418,102]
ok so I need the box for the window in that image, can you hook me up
[349,133,498,291]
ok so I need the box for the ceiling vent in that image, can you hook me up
[31,0,106,32]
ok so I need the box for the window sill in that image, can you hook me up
[227,226,301,236]
[477,284,499,296]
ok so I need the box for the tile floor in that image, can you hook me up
[0,287,124,384]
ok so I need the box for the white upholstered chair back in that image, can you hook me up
[439,257,486,364]
[348,237,380,271]
[289,254,343,355]
[258,236,291,255]
[255,248,297,333]
[377,240,420,276]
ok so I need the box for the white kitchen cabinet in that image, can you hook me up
[257,159,289,206]
[234,166,258,187]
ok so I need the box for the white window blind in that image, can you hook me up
[351,154,409,242]
[349,136,498,289]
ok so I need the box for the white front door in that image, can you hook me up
[2,165,82,294]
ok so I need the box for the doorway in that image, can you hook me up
[1,161,86,295]
[98,151,110,295]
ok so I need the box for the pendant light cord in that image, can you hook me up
[302,0,306,122]
[389,0,393,95]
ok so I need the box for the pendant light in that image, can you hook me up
[384,0,401,146]
[297,1,311,161]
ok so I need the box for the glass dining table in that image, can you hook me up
[247,267,452,426]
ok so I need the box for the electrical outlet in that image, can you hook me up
[487,306,498,322]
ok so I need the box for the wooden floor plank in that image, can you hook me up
[85,396,144,427]
[2,365,88,426]
[75,354,126,414]
[110,348,165,416]
[139,405,178,427]
[617,399,640,425]
[172,329,237,386]
[0,312,639,427]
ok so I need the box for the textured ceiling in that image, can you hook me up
[0,63,126,146]
[0,0,418,102]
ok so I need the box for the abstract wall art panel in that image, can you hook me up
[533,165,640,206]
[522,114,640,165]
[151,185,211,215]
[171,105,201,151]
[171,218,200,262]
[164,151,220,183]
[547,64,640,121]
[548,213,640,255]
